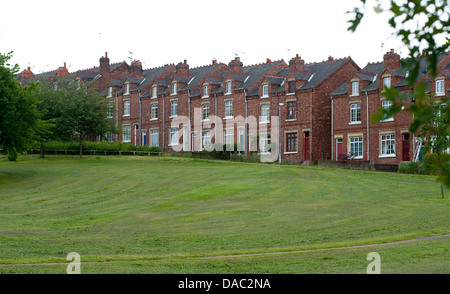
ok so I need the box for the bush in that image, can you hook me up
[398,161,424,174]
[42,140,162,153]
[423,153,440,175]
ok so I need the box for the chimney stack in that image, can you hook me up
[100,52,110,76]
[383,49,400,69]
[131,60,143,76]
[228,57,243,73]
[56,62,69,77]
[20,67,33,79]
[176,59,189,76]
[289,54,305,72]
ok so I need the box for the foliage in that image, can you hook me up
[0,52,41,161]
[348,0,450,187]
[42,140,161,152]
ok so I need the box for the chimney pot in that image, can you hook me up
[105,52,108,58]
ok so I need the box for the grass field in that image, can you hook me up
[0,154,448,273]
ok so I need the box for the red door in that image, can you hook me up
[336,138,343,161]
[402,133,410,161]
[304,132,310,161]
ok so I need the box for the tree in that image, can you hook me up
[0,52,41,161]
[348,0,450,187]
[38,80,116,158]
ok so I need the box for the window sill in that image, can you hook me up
[123,114,130,117]
[381,118,394,122]
[378,154,396,158]
[224,93,232,96]
[150,118,158,121]
[259,121,270,124]
[202,96,209,99]
[349,94,359,97]
[436,93,445,97]
[123,140,131,143]
[349,121,361,125]
[151,96,157,99]
[169,115,178,119]
[284,151,298,155]
[287,93,296,96]
[285,119,297,122]
[261,96,269,99]
[202,119,210,122]
[169,143,179,147]
[224,116,234,120]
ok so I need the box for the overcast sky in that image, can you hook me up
[2,0,412,74]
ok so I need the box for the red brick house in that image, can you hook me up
[331,49,450,165]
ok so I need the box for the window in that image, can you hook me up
[238,128,245,151]
[125,83,130,95]
[349,136,363,158]
[383,76,391,88]
[202,131,211,150]
[106,131,114,143]
[151,103,158,120]
[382,100,393,121]
[351,81,359,96]
[107,102,113,118]
[150,129,159,146]
[224,129,234,145]
[225,100,233,118]
[436,79,445,96]
[381,134,395,156]
[170,127,179,145]
[152,86,157,98]
[225,81,232,94]
[171,82,177,95]
[171,100,178,117]
[123,100,130,116]
[288,80,296,94]
[261,104,270,123]
[202,103,210,121]
[203,84,209,97]
[262,84,269,98]
[108,86,113,97]
[286,132,297,152]
[260,134,271,154]
[123,126,131,142]
[287,101,296,120]
[350,103,361,123]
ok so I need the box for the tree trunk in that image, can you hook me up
[79,132,83,159]
[441,183,444,200]
[39,139,45,158]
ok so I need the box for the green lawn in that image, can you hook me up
[0,155,448,273]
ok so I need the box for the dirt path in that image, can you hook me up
[1,234,448,267]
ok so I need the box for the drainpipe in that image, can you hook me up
[310,88,313,162]
[244,89,248,156]
[366,91,370,162]
[331,94,334,160]
[162,94,165,152]
[115,93,119,142]
[214,94,217,141]
[188,89,191,151]
[139,90,142,146]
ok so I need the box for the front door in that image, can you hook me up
[402,133,410,161]
[142,132,147,146]
[304,131,310,161]
[336,138,343,161]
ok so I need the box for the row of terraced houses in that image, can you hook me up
[16,49,450,164]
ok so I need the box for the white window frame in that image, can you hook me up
[202,130,211,150]
[125,83,130,95]
[123,125,131,142]
[349,136,363,158]
[107,102,113,118]
[262,84,269,98]
[152,86,158,98]
[151,103,158,120]
[350,103,361,124]
[203,84,209,98]
[383,76,391,88]
[224,129,234,145]
[381,99,394,122]
[202,103,210,121]
[170,100,178,117]
[225,80,232,95]
[351,80,359,96]
[171,82,177,95]
[123,100,130,117]
[150,129,159,146]
[170,127,179,146]
[259,134,271,154]
[260,104,270,123]
[436,79,445,96]
[107,86,113,98]
[225,100,233,118]
[380,133,396,157]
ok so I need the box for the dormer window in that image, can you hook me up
[225,80,232,94]
[288,80,296,94]
[125,83,130,95]
[351,80,359,96]
[203,84,209,98]
[152,85,157,98]
[383,76,391,88]
[108,86,113,97]
[171,82,177,95]
[262,84,269,98]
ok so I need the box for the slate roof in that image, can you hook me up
[178,63,225,92]
[330,82,348,96]
[236,61,285,92]
[298,58,350,90]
